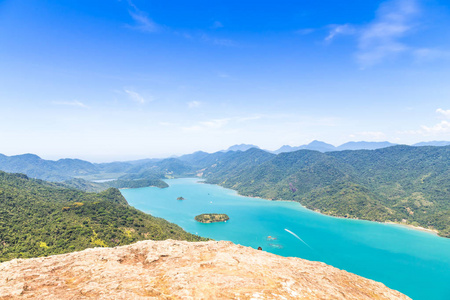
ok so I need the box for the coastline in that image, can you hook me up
[197,179,442,238]
[384,221,439,236]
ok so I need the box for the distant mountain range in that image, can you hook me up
[412,141,450,147]
[223,140,450,154]
[224,144,261,152]
[272,140,397,153]
[1,141,450,237]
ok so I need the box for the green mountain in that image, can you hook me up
[3,144,450,238]
[0,171,205,262]
[201,146,450,237]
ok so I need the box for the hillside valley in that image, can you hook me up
[1,144,450,237]
[0,171,205,262]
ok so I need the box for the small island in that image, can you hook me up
[195,213,230,223]
[177,197,185,200]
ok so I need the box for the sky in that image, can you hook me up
[1,0,450,162]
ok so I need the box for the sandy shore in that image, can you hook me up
[384,221,439,235]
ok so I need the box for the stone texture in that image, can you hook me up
[0,240,410,299]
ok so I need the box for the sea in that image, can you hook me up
[121,178,450,300]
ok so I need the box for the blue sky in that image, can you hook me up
[1,0,450,161]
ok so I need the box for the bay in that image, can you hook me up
[121,178,450,300]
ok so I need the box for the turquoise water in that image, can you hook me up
[121,178,450,300]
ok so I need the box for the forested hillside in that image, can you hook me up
[202,146,450,237]
[2,145,450,238]
[0,171,205,262]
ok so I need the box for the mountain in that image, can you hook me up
[0,153,171,184]
[413,141,450,147]
[62,177,168,192]
[202,148,276,182]
[302,140,336,152]
[274,140,397,154]
[0,240,410,300]
[200,146,450,237]
[273,140,336,154]
[0,154,107,181]
[273,145,301,154]
[0,171,205,262]
[337,141,397,150]
[225,144,260,152]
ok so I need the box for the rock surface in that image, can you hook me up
[0,240,410,299]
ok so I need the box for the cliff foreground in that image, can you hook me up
[0,240,410,299]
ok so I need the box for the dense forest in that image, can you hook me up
[0,171,206,262]
[1,145,450,238]
[200,146,450,237]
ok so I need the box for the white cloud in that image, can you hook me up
[421,121,450,134]
[201,34,236,47]
[295,28,315,35]
[211,21,223,29]
[124,89,146,104]
[413,48,450,62]
[236,115,263,122]
[52,100,88,108]
[399,109,450,136]
[325,24,355,42]
[217,72,230,78]
[436,108,450,118]
[124,0,161,33]
[181,115,265,132]
[199,118,230,129]
[182,118,230,132]
[187,101,201,108]
[356,0,419,67]
[128,10,160,33]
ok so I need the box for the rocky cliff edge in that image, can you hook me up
[0,240,410,299]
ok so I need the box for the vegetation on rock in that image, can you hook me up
[201,146,450,237]
[0,171,206,262]
[195,214,230,223]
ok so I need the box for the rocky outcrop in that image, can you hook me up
[0,240,410,299]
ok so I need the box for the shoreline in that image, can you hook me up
[158,178,443,238]
[384,221,439,236]
[196,179,442,238]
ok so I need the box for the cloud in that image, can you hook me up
[217,72,230,78]
[324,0,445,67]
[124,0,161,33]
[325,24,355,42]
[52,100,88,108]
[295,28,315,35]
[201,34,236,47]
[124,89,146,104]
[356,0,419,67]
[181,115,264,132]
[211,21,224,29]
[413,48,450,62]
[400,108,450,136]
[421,121,450,134]
[199,118,230,129]
[187,101,201,108]
[182,118,230,132]
[128,11,160,33]
[436,108,450,118]
[236,115,263,122]
[349,131,386,140]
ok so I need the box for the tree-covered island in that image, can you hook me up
[195,213,229,223]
